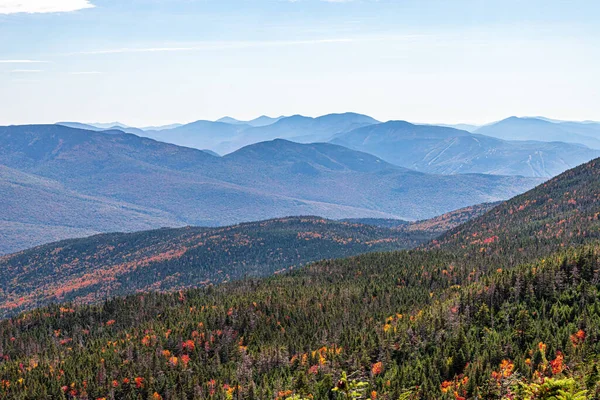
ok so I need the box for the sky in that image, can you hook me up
[0,0,599,126]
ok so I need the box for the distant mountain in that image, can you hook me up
[0,125,541,253]
[213,112,380,153]
[224,138,391,173]
[140,120,250,150]
[56,121,104,131]
[217,115,283,127]
[528,116,569,123]
[0,164,182,254]
[217,116,244,124]
[57,122,146,136]
[87,122,131,130]
[475,116,600,149]
[139,123,183,130]
[332,120,600,177]
[61,113,379,154]
[219,139,541,215]
[201,149,221,157]
[250,112,379,142]
[137,113,379,154]
[59,120,238,143]
[57,121,131,130]
[529,116,599,124]
[0,216,434,316]
[555,120,600,139]
[433,123,479,132]
[107,125,146,135]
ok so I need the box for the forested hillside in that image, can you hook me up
[1,160,599,398]
[1,240,599,398]
[434,158,600,260]
[0,217,434,318]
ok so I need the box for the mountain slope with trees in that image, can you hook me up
[0,159,599,398]
[433,157,600,260]
[0,217,437,318]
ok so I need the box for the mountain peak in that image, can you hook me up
[216,116,241,124]
[499,116,547,124]
[217,115,284,127]
[476,116,600,149]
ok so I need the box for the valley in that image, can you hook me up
[0,124,543,254]
[1,156,599,399]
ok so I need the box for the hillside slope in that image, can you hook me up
[0,125,542,253]
[433,157,600,259]
[0,216,434,317]
[476,117,600,149]
[218,139,541,219]
[142,120,250,151]
[0,164,182,254]
[332,121,600,177]
[2,157,600,399]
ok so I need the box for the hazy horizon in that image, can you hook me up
[18,113,598,130]
[1,0,599,126]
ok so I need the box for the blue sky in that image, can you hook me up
[0,0,599,126]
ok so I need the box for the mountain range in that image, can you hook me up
[2,153,599,399]
[331,120,600,177]
[0,124,540,254]
[141,112,379,154]
[57,114,600,178]
[216,115,284,127]
[475,116,600,149]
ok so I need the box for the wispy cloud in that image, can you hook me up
[10,69,43,73]
[61,35,431,56]
[0,59,48,63]
[67,38,357,55]
[0,0,94,14]
[69,71,102,75]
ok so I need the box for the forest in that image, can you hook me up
[0,216,444,318]
[0,159,599,399]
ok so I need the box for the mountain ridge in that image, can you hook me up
[475,116,600,149]
[0,124,542,254]
[0,215,437,317]
[332,120,600,177]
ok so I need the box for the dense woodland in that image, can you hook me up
[1,159,600,399]
[0,217,442,318]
